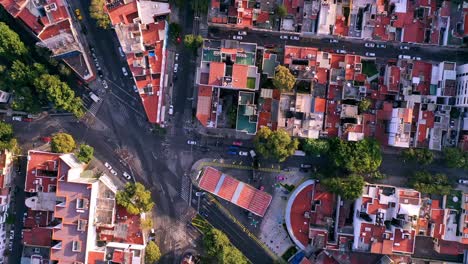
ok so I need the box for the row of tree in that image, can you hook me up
[0,23,84,117]
[50,133,94,163]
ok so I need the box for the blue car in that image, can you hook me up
[227,150,237,155]
[228,145,239,150]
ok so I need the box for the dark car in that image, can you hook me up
[299,168,309,173]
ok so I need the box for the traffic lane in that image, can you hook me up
[199,201,274,264]
[9,157,28,263]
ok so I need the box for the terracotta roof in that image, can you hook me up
[196,86,213,127]
[256,11,269,23]
[232,64,248,88]
[289,183,314,248]
[17,7,43,33]
[464,14,468,36]
[388,66,401,92]
[140,93,159,123]
[142,22,165,46]
[198,167,272,217]
[393,229,415,253]
[403,20,425,43]
[208,62,225,86]
[23,227,53,247]
[38,19,72,40]
[25,150,62,193]
[107,1,138,25]
[314,98,326,113]
[316,68,328,84]
[211,0,220,9]
[88,251,105,264]
[373,15,391,41]
[412,61,432,95]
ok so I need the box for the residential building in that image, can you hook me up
[0,150,13,258]
[21,150,146,264]
[196,40,261,134]
[456,63,468,107]
[0,0,94,80]
[106,0,170,124]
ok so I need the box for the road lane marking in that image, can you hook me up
[109,91,145,118]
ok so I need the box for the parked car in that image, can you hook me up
[450,119,455,128]
[398,54,411,59]
[233,35,243,40]
[280,35,289,40]
[238,151,249,156]
[101,80,108,89]
[299,168,309,173]
[175,53,179,61]
[459,179,468,184]
[118,47,125,58]
[412,56,421,61]
[133,85,138,93]
[336,49,347,54]
[168,105,174,115]
[41,137,51,143]
[365,52,376,57]
[104,162,112,169]
[110,169,118,176]
[400,45,410,50]
[232,141,243,146]
[364,42,375,48]
[290,36,300,40]
[123,172,131,180]
[238,31,247,35]
[174,63,179,73]
[300,164,312,168]
[23,118,33,122]
[376,44,386,48]
[227,150,237,155]
[187,140,197,145]
[122,67,128,76]
[329,39,338,43]
[97,70,103,78]
[228,145,239,150]
[12,116,22,121]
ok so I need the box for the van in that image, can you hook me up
[249,150,256,158]
[89,92,101,103]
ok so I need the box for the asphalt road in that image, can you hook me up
[209,27,468,63]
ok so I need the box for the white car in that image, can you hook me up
[12,116,22,121]
[459,179,468,184]
[174,63,178,73]
[412,56,421,61]
[101,80,108,89]
[133,85,138,93]
[329,39,338,43]
[110,169,117,176]
[398,54,411,59]
[175,53,179,61]
[365,52,376,57]
[123,172,131,180]
[336,49,347,54]
[122,67,128,76]
[118,47,125,58]
[187,140,197,145]
[280,35,288,40]
[290,36,300,40]
[400,45,410,50]
[376,44,386,48]
[364,42,375,48]
[238,31,247,36]
[104,162,112,170]
[238,151,249,156]
[168,105,174,115]
[233,35,243,40]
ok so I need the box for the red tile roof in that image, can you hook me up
[373,15,391,41]
[387,66,401,92]
[334,16,349,36]
[140,93,159,123]
[25,151,62,193]
[22,227,53,247]
[142,22,165,46]
[114,205,144,245]
[325,101,340,137]
[412,61,432,95]
[107,1,138,25]
[196,86,213,127]
[430,209,445,239]
[289,183,314,248]
[38,19,72,40]
[198,167,272,217]
[257,11,270,23]
[17,7,43,33]
[314,98,326,113]
[232,64,248,88]
[393,229,415,254]
[208,62,225,86]
[88,251,105,264]
[316,68,328,84]
[402,20,425,43]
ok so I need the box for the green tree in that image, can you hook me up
[322,174,365,200]
[275,4,288,18]
[168,23,182,43]
[0,22,27,60]
[90,0,111,29]
[204,228,248,264]
[273,65,296,92]
[183,34,203,50]
[254,126,298,162]
[0,122,16,151]
[51,133,76,153]
[77,144,94,163]
[58,63,71,76]
[443,147,467,169]
[301,138,329,156]
[410,171,452,195]
[145,241,161,263]
[328,138,382,174]
[116,182,155,215]
[140,218,153,231]
[401,148,434,165]
[358,99,371,112]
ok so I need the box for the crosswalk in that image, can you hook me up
[180,174,192,205]
[82,94,103,117]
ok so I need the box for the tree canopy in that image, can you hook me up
[90,0,111,29]
[116,183,155,215]
[0,22,27,60]
[0,122,17,151]
[328,138,382,174]
[275,4,287,18]
[301,138,329,156]
[203,228,248,264]
[51,133,76,153]
[183,34,203,50]
[443,147,467,169]
[401,148,434,165]
[254,126,298,162]
[273,65,296,92]
[358,99,371,112]
[322,174,365,200]
[77,144,94,163]
[168,23,182,44]
[410,171,452,195]
[145,241,161,264]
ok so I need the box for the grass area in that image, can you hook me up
[191,214,212,234]
[446,190,462,211]
[361,60,378,77]
[281,246,297,261]
[247,77,256,89]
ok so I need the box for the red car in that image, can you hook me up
[232,141,242,146]
[23,118,33,122]
[41,137,51,143]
